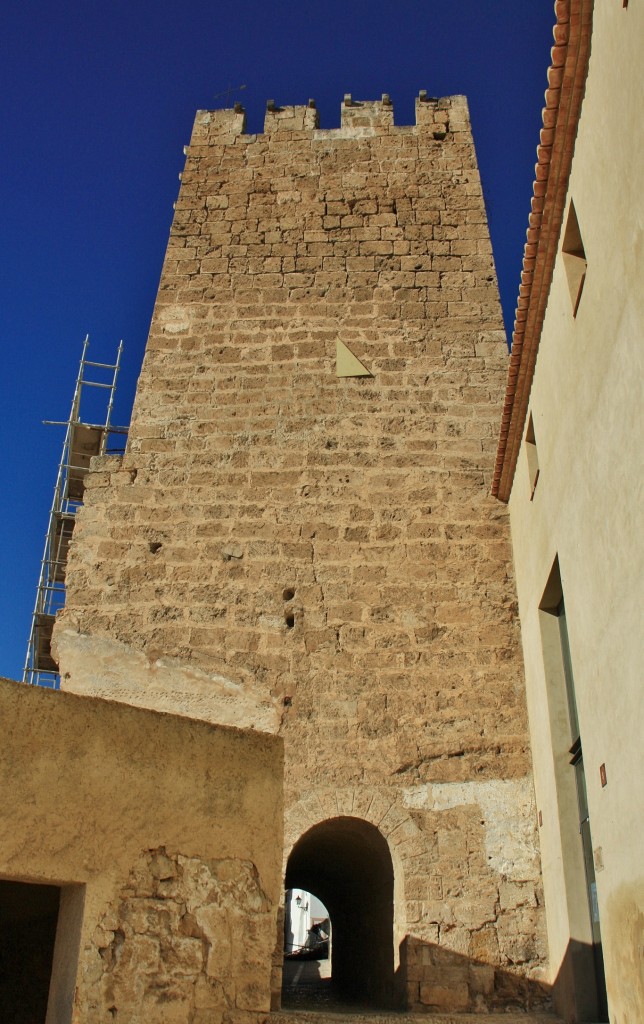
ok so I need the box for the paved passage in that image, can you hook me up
[277,956,563,1022]
[266,1013,563,1024]
[281,957,334,1010]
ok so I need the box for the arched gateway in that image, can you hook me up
[284,816,396,1009]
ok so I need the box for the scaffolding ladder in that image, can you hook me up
[23,337,128,688]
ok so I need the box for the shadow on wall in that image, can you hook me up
[401,936,611,1020]
[282,814,556,1016]
[399,935,552,1014]
[551,938,608,1023]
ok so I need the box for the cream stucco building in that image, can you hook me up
[493,2,643,1022]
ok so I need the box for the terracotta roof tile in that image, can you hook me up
[492,0,594,501]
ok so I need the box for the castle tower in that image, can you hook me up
[55,95,548,1012]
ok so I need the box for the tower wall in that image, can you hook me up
[56,96,548,1012]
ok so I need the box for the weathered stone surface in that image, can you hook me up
[0,678,282,1023]
[264,1013,560,1024]
[53,627,281,733]
[86,849,275,1021]
[56,97,547,1012]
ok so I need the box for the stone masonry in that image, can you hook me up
[0,677,282,1024]
[55,96,549,1013]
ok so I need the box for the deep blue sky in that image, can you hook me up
[1,1,554,680]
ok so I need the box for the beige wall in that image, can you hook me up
[506,4,644,1022]
[0,678,283,1024]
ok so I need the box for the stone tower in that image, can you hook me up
[56,95,548,1012]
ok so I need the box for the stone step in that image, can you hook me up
[264,1012,563,1024]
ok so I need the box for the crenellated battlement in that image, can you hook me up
[264,99,319,133]
[190,92,470,143]
[190,104,247,142]
[340,93,395,130]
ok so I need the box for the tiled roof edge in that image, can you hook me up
[492,0,594,501]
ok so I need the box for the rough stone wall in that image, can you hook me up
[0,679,282,1024]
[86,849,273,1022]
[57,96,547,1011]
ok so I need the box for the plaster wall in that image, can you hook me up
[0,678,283,1024]
[506,5,644,1022]
[56,96,547,1011]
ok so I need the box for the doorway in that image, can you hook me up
[0,879,60,1024]
[283,816,396,1009]
[540,559,608,1021]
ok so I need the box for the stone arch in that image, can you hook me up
[283,787,425,1008]
[285,816,394,1006]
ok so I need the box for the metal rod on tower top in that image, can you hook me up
[213,83,247,107]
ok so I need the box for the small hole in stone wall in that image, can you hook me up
[149,541,162,554]
[283,695,292,706]
[283,588,296,602]
[285,613,295,629]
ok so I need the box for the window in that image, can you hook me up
[562,199,587,317]
[525,413,540,500]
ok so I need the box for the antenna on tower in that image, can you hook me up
[213,83,247,108]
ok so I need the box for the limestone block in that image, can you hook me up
[419,980,469,1010]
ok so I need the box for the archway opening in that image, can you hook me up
[284,888,330,959]
[284,816,395,1009]
[282,888,331,1007]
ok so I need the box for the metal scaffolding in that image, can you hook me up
[23,337,128,687]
